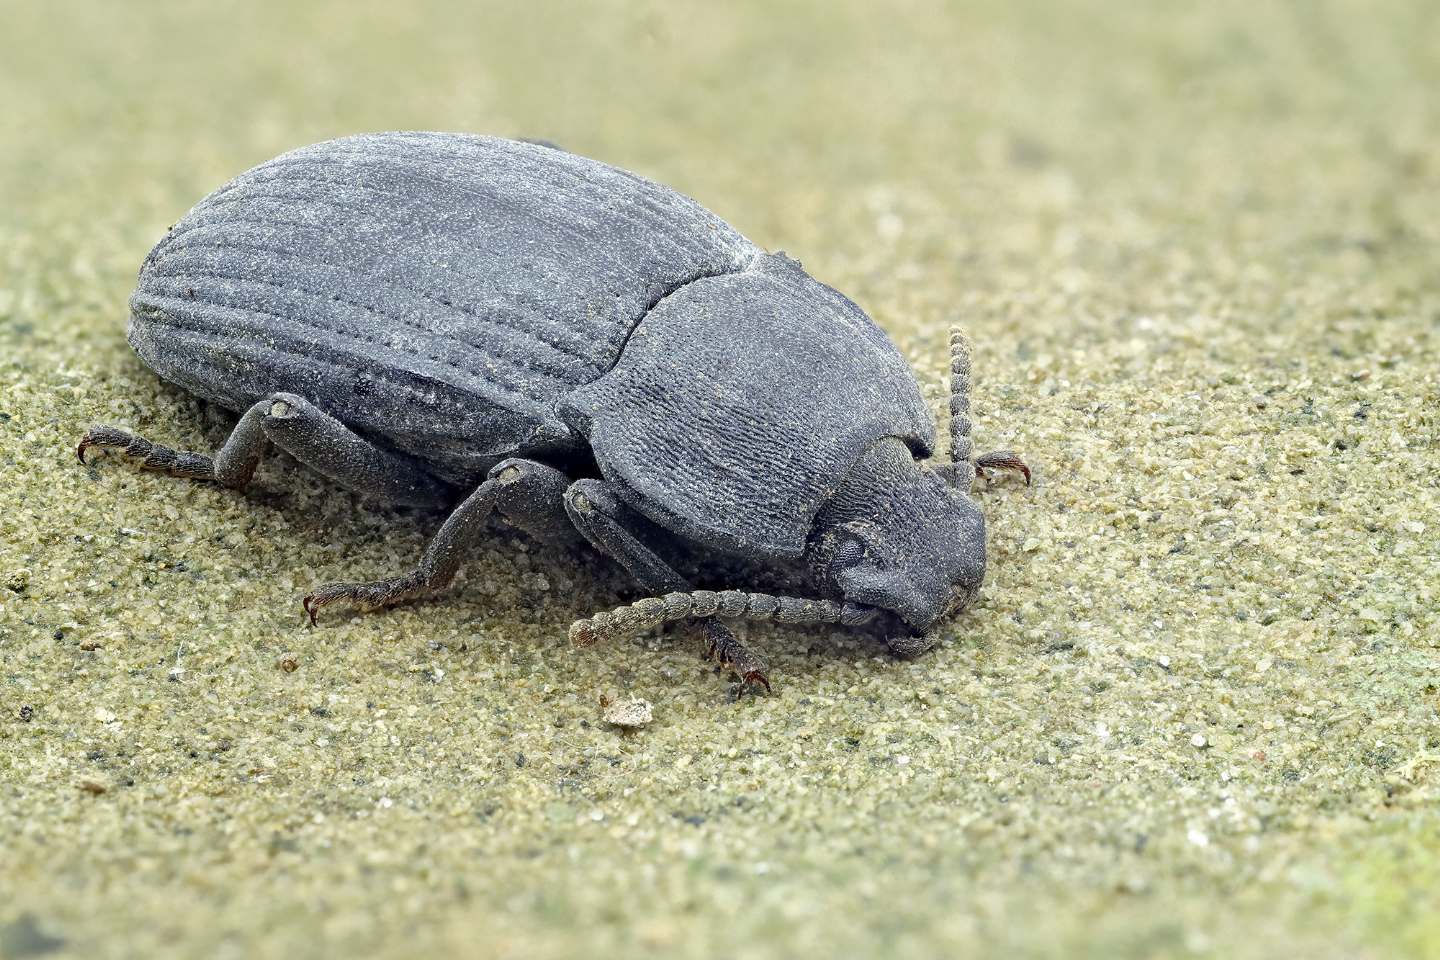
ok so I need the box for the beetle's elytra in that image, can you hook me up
[79,132,1029,690]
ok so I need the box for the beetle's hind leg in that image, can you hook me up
[79,393,452,505]
[303,458,576,623]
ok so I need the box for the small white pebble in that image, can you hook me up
[601,695,653,729]
[1187,828,1210,847]
[1191,734,1208,749]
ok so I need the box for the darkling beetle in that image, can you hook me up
[77,133,1029,691]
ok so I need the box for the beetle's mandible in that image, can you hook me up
[77,133,1029,690]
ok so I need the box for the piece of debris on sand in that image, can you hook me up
[600,694,653,729]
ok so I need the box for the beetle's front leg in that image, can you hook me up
[974,450,1031,485]
[563,479,771,693]
[696,619,770,693]
[304,458,576,621]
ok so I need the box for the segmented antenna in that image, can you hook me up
[948,327,976,488]
[569,590,877,647]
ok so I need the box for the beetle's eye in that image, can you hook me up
[832,537,866,567]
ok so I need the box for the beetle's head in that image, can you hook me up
[808,439,986,646]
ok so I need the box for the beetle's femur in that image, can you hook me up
[947,326,976,488]
[569,590,878,646]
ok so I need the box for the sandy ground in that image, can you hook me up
[2,2,1438,957]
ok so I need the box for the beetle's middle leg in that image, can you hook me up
[303,458,575,622]
[563,479,771,692]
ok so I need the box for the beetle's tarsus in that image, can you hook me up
[974,450,1031,486]
[76,425,217,480]
[303,571,429,624]
[698,620,771,693]
[78,425,135,466]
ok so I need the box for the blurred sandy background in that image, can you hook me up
[2,2,1437,957]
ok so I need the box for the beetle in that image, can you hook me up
[77,132,1029,690]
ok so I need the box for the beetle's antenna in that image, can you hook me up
[569,590,878,647]
[946,326,976,488]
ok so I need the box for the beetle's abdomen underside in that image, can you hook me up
[129,132,760,483]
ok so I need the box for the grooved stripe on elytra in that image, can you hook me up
[204,146,727,274]
[132,292,554,417]
[148,237,600,367]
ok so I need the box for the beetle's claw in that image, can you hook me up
[742,669,772,694]
[301,592,331,626]
[301,584,354,625]
[302,585,358,625]
[76,426,128,466]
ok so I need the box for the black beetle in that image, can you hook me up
[78,132,1028,690]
